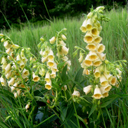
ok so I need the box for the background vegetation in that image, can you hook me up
[0,0,127,29]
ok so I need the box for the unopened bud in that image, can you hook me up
[105,60,109,64]
[1,38,5,42]
[96,6,105,11]
[40,37,45,42]
[87,12,93,19]
[61,34,67,40]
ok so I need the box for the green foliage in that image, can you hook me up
[0,0,127,29]
[0,7,128,128]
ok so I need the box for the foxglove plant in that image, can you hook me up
[75,6,126,100]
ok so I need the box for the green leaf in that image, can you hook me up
[61,65,68,82]
[74,114,89,128]
[88,104,97,117]
[34,114,56,128]
[0,122,9,128]
[79,97,91,106]
[5,116,11,122]
[59,102,68,121]
[100,95,119,108]
[74,68,83,83]
[34,96,46,103]
[57,62,66,69]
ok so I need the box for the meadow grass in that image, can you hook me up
[0,8,128,128]
[2,8,128,62]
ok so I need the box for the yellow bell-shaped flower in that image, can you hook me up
[32,73,40,82]
[91,27,99,36]
[86,43,96,51]
[84,32,93,43]
[45,80,52,90]
[94,36,102,44]
[100,75,108,86]
[92,85,103,99]
[83,85,92,95]
[80,20,87,33]
[93,58,102,67]
[45,72,50,83]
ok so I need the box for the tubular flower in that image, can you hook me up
[86,19,93,31]
[8,77,15,86]
[97,44,105,53]
[83,85,92,95]
[48,50,54,60]
[60,46,69,55]
[100,75,108,86]
[82,55,92,67]
[86,43,96,51]
[92,85,103,99]
[47,60,55,67]
[4,41,11,49]
[91,27,99,36]
[49,36,56,44]
[93,59,102,67]
[1,57,7,65]
[45,72,50,83]
[88,51,98,61]
[80,20,87,33]
[72,90,80,97]
[45,80,52,90]
[84,32,93,43]
[0,77,6,86]
[5,63,11,73]
[94,36,102,44]
[83,68,90,75]
[32,73,40,82]
[110,76,117,86]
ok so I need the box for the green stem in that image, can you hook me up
[34,114,56,127]
[73,101,80,128]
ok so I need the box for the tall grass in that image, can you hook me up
[0,8,128,127]
[2,8,128,62]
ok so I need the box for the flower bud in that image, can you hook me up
[39,68,45,76]
[60,46,69,55]
[61,34,67,40]
[87,12,93,19]
[83,85,92,95]
[72,90,80,97]
[1,38,5,42]
[8,77,15,86]
[4,41,11,49]
[40,37,45,42]
[5,63,11,73]
[12,44,20,49]
[0,77,6,86]
[1,57,7,65]
[49,37,56,44]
